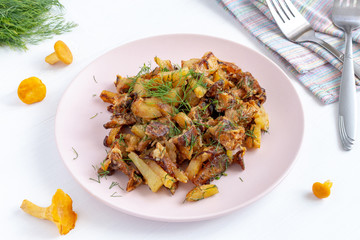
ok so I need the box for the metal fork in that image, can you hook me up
[265,0,360,80]
[332,0,360,150]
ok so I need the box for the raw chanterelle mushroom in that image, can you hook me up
[20,189,77,235]
[45,40,73,65]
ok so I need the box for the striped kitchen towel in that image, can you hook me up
[219,0,360,104]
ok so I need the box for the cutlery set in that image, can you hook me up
[265,0,360,150]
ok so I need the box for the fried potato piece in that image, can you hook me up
[115,75,132,93]
[145,159,177,191]
[131,97,163,120]
[185,150,212,181]
[154,56,174,71]
[100,90,119,104]
[185,184,219,202]
[152,142,188,183]
[173,112,193,129]
[128,152,163,192]
[131,124,146,138]
[245,106,269,149]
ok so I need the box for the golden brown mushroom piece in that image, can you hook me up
[45,40,73,65]
[20,189,77,235]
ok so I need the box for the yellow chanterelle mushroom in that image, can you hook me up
[20,189,77,235]
[45,40,73,65]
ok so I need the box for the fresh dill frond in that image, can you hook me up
[0,0,77,50]
[90,113,98,119]
[89,176,101,183]
[71,147,78,160]
[127,63,152,92]
[168,120,182,138]
[110,192,122,197]
[143,77,174,101]
[109,181,124,191]
[245,127,257,139]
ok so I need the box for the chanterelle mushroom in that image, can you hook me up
[20,189,77,235]
[45,40,73,65]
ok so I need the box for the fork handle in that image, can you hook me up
[313,37,360,81]
[339,31,357,145]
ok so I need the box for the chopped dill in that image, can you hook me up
[245,127,257,139]
[239,177,244,182]
[90,113,98,119]
[109,181,124,191]
[127,63,152,92]
[110,192,122,197]
[93,75,98,83]
[71,147,78,160]
[89,176,101,183]
[168,121,182,138]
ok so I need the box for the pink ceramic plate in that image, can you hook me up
[55,34,304,222]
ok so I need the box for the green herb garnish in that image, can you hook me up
[0,0,77,50]
[110,192,122,197]
[89,176,101,184]
[72,147,78,160]
[90,113,98,119]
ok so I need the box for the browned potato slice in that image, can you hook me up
[173,112,193,129]
[185,152,211,181]
[185,184,219,202]
[131,124,146,138]
[145,159,177,190]
[133,78,147,97]
[128,152,163,192]
[131,98,163,120]
[189,79,207,98]
[158,68,189,87]
[181,58,200,69]
[154,56,174,71]
[173,168,188,183]
[115,75,132,93]
[100,90,118,104]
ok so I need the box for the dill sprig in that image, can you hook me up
[140,68,207,115]
[0,0,77,50]
[127,63,152,92]
[71,147,78,160]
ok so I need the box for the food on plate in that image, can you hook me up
[312,180,333,199]
[18,76,46,104]
[97,51,269,201]
[45,40,73,65]
[185,184,219,201]
[20,189,77,235]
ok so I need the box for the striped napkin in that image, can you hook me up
[219,0,360,104]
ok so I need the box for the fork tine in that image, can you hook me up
[276,0,293,19]
[283,0,304,18]
[266,0,286,23]
[271,0,290,21]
